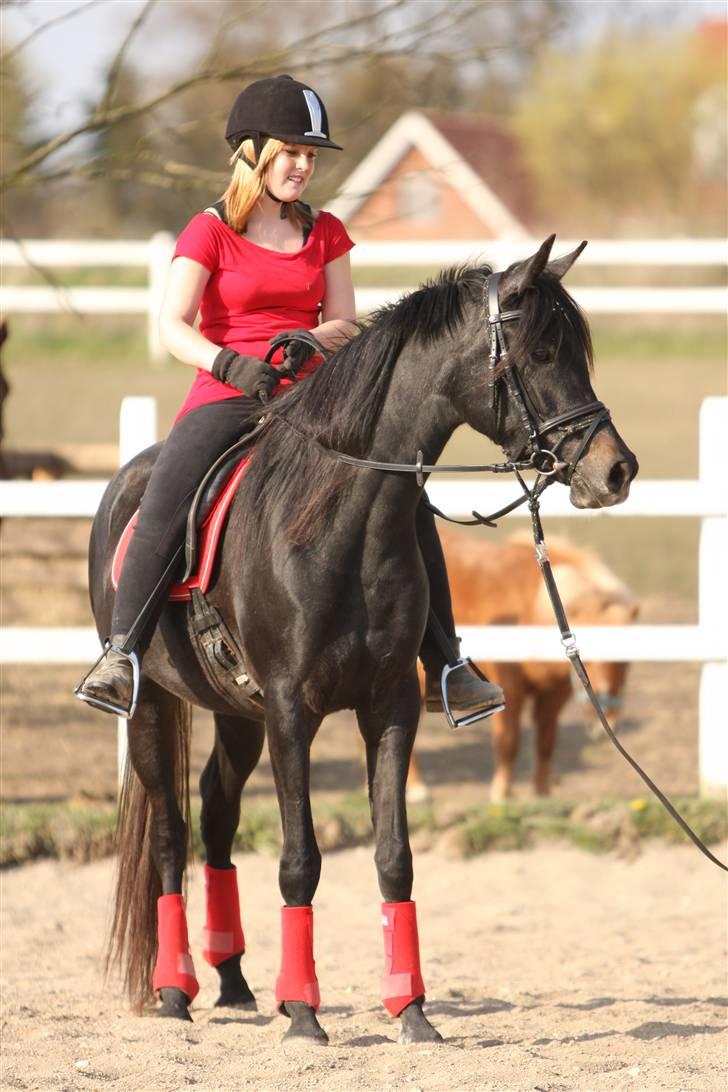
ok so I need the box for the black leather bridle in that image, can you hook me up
[269,273,612,486]
[484,271,612,481]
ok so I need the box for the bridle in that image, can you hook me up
[484,271,611,481]
[266,271,612,489]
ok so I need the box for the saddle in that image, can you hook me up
[111,450,251,602]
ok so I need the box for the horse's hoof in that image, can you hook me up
[214,955,257,1009]
[398,999,442,1044]
[281,1000,329,1045]
[157,987,193,1021]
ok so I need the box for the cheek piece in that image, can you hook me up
[202,864,246,966]
[152,894,200,1002]
[275,905,321,1013]
[381,901,426,1017]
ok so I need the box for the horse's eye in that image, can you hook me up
[532,347,550,362]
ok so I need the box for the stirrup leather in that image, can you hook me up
[74,641,141,720]
[440,658,506,729]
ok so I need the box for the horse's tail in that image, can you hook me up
[104,691,192,1013]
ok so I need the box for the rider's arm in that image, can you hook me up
[158,257,219,371]
[315,251,358,351]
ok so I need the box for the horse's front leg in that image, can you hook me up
[358,674,443,1045]
[265,684,327,1045]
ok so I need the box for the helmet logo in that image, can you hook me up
[301,89,327,139]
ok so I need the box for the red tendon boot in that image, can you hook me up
[381,901,425,1016]
[202,864,245,966]
[275,905,321,1012]
[152,894,200,1002]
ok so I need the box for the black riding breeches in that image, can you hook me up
[112,398,459,675]
[416,498,458,675]
[111,396,253,639]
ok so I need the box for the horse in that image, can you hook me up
[407,530,638,803]
[89,236,637,1046]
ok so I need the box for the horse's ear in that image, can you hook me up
[548,240,588,280]
[502,234,555,298]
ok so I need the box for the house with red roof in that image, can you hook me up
[327,110,536,241]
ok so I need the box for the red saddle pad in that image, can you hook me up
[111,455,251,602]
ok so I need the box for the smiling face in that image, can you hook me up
[265,143,317,203]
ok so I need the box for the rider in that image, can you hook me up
[76,74,504,720]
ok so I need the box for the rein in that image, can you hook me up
[518,474,727,873]
[267,281,727,872]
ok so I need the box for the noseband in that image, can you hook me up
[485,272,611,481]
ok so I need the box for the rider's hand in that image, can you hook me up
[268,329,324,380]
[211,349,279,403]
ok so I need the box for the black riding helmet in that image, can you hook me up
[226,74,343,157]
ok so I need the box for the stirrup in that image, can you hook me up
[74,641,141,719]
[440,659,506,729]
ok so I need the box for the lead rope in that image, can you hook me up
[520,478,727,873]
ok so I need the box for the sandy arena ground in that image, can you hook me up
[1,844,726,1092]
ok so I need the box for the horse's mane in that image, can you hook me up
[237,263,490,548]
[236,262,592,548]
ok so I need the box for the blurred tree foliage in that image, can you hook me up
[1,0,724,238]
[0,0,567,235]
[514,24,727,235]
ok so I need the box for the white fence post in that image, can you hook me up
[147,231,175,365]
[698,397,728,798]
[117,397,158,785]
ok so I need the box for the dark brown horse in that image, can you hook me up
[90,237,637,1046]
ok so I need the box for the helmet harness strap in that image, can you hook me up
[239,140,289,220]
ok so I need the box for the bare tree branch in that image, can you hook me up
[98,0,159,114]
[1,0,105,66]
[0,0,551,196]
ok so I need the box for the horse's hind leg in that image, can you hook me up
[199,712,265,1008]
[358,678,442,1045]
[109,677,196,1021]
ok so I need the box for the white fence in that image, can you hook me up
[0,396,726,796]
[1,236,726,360]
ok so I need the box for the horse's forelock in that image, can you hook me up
[510,273,594,372]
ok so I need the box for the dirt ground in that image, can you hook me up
[1,845,726,1092]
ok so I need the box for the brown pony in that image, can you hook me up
[410,527,638,802]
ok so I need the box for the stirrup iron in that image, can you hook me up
[440,659,506,729]
[74,641,141,720]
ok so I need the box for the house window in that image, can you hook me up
[396,172,440,222]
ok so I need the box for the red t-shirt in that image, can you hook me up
[172,209,354,418]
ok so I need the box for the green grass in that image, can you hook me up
[2,796,724,869]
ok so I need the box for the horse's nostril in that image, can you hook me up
[607,460,630,492]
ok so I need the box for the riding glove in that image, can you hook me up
[211,349,279,402]
[268,329,324,380]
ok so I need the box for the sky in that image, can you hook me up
[3,0,726,138]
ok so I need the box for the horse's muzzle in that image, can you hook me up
[569,445,638,509]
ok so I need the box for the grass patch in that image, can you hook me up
[2,796,724,869]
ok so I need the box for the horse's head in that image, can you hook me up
[460,236,638,508]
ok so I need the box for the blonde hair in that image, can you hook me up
[221,138,314,235]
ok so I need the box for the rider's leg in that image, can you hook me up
[79,396,253,712]
[415,498,504,714]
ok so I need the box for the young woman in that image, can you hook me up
[76,74,504,720]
